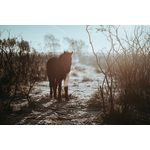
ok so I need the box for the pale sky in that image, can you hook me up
[0,25,150,54]
[0,25,89,53]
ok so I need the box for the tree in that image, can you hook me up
[64,37,88,60]
[44,34,60,55]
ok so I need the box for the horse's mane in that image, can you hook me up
[59,51,73,59]
[58,51,73,75]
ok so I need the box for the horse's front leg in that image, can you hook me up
[54,79,57,99]
[64,86,69,101]
[58,80,62,101]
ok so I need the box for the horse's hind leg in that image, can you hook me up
[58,80,62,101]
[53,79,57,99]
[49,79,53,98]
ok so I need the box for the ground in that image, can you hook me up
[2,63,105,125]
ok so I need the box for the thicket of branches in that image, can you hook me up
[86,25,150,124]
[0,35,52,112]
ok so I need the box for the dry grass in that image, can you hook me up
[71,72,78,77]
[87,92,103,108]
[82,76,93,82]
[74,66,86,72]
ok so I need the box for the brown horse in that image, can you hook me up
[46,51,73,101]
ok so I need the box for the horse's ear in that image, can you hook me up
[64,51,66,53]
[71,51,73,55]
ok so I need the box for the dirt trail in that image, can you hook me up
[4,63,105,125]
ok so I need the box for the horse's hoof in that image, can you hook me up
[58,97,61,101]
[65,98,69,101]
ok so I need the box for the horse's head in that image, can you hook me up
[59,51,73,73]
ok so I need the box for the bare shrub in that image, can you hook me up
[0,33,52,112]
[86,25,150,124]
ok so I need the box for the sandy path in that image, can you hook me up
[4,63,105,125]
